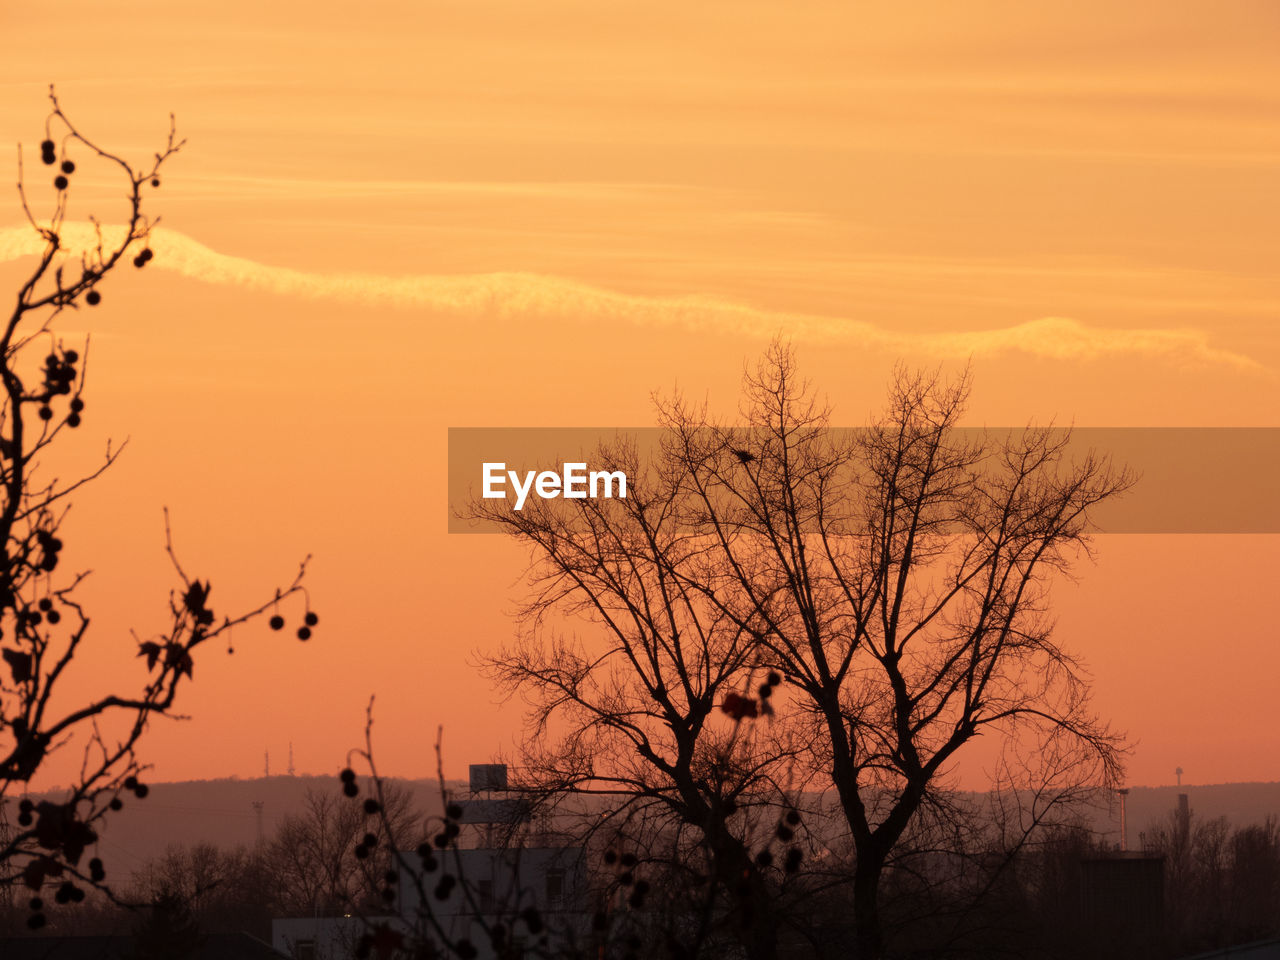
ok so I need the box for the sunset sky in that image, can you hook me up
[1,1,1277,791]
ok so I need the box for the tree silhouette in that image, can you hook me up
[472,343,1131,959]
[473,428,803,960]
[265,784,421,918]
[130,891,203,960]
[0,87,312,928]
[125,842,276,941]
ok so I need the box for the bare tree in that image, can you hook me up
[472,342,1130,959]
[472,429,807,960]
[0,87,312,928]
[264,784,421,918]
[1145,809,1280,954]
[127,842,275,939]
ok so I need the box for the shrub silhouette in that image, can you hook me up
[0,86,312,928]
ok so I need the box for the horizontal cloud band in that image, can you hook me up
[0,222,1260,371]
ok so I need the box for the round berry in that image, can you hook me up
[54,175,68,190]
[38,598,52,611]
[64,350,79,363]
[151,177,160,188]
[86,290,101,306]
[66,413,81,428]
[40,139,54,153]
[61,160,75,174]
[70,397,84,412]
[296,626,311,641]
[37,405,52,421]
[339,767,356,782]
[269,615,284,631]
[304,611,318,627]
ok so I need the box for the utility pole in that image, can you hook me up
[251,801,265,846]
[1117,788,1130,852]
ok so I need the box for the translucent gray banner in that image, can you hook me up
[448,427,1280,534]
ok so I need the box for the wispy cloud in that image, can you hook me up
[164,176,695,202]
[0,222,1262,371]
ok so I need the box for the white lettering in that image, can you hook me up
[591,470,627,500]
[482,463,506,499]
[484,462,628,510]
[563,463,588,498]
[510,469,536,511]
[535,470,561,499]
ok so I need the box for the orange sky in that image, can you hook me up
[1,1,1278,790]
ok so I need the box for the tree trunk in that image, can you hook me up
[719,848,779,960]
[740,904,779,960]
[853,860,884,960]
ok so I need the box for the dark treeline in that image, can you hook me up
[892,811,1280,960]
[3,782,1277,960]
[0,783,423,944]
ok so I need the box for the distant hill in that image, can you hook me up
[54,775,459,873]
[1106,782,1280,843]
[19,776,1280,874]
